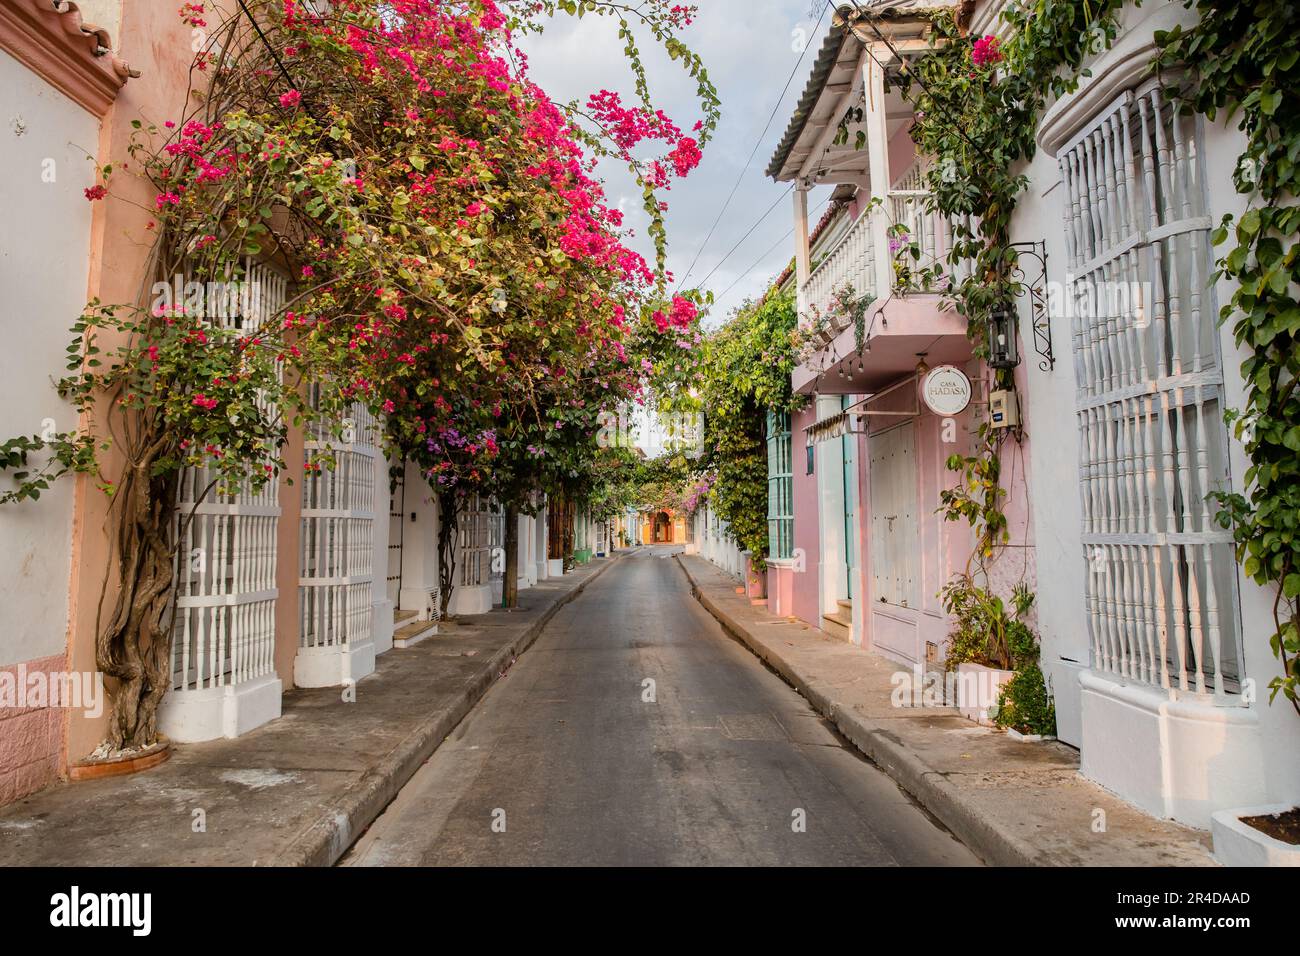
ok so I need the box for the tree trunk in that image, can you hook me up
[96,446,178,751]
[436,488,458,621]
[502,502,519,609]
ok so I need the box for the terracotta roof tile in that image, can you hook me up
[48,0,139,82]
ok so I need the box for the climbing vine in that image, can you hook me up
[0,0,715,751]
[900,2,1124,560]
[885,2,1125,724]
[695,290,803,567]
[1156,2,1300,715]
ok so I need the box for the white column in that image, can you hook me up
[535,494,550,580]
[794,185,811,315]
[517,511,531,592]
[371,452,394,655]
[863,45,893,297]
[526,514,539,586]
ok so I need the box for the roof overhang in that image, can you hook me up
[766,0,971,184]
[0,0,138,117]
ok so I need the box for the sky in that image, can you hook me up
[518,0,836,326]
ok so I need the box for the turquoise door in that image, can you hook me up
[841,397,859,600]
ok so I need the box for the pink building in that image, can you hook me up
[763,2,1034,670]
[751,0,1300,844]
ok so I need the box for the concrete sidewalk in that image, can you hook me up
[0,557,617,867]
[676,553,1216,867]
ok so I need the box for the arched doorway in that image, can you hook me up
[652,511,674,543]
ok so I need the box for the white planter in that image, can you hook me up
[1212,805,1300,867]
[1007,728,1056,743]
[955,662,1014,726]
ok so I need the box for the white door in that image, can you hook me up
[870,422,918,609]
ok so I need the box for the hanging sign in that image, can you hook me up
[920,365,972,416]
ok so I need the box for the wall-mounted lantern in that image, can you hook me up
[987,303,1020,370]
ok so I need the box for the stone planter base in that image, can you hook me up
[955,662,1014,725]
[1212,805,1300,867]
[69,736,172,782]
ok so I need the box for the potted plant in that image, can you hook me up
[989,614,1056,740]
[941,578,1054,737]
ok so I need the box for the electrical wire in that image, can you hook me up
[674,0,832,292]
[692,183,795,291]
[713,196,832,308]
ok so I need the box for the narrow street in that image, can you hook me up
[343,548,979,867]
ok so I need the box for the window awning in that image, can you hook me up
[804,409,867,444]
[809,372,987,442]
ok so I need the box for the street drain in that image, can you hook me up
[718,713,789,741]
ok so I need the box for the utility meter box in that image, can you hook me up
[989,389,1020,429]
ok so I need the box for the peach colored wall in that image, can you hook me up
[65,2,199,764]
[887,124,917,186]
[983,356,1037,621]
[767,564,795,617]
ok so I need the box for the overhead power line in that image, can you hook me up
[713,196,832,309]
[693,183,795,292]
[674,0,832,292]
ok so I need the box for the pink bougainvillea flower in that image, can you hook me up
[667,137,702,178]
[84,185,108,202]
[971,35,1002,67]
[668,295,698,328]
[279,89,303,108]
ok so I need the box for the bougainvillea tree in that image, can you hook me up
[0,0,715,751]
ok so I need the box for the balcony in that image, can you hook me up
[793,183,970,396]
[799,187,952,347]
[801,202,877,343]
[886,189,952,290]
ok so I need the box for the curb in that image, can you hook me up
[674,554,1040,867]
[276,556,621,867]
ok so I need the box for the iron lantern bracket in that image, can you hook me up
[1010,240,1054,372]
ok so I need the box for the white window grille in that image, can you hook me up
[299,395,377,651]
[1059,78,1241,695]
[170,258,287,694]
[767,410,794,560]
[458,494,493,588]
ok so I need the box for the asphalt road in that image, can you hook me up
[342,546,980,866]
